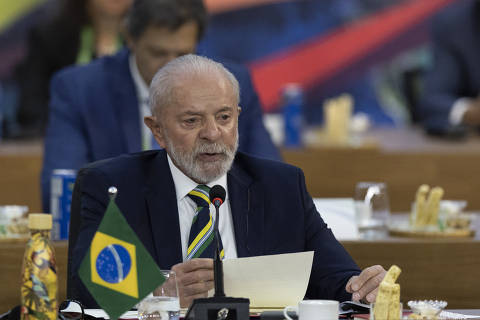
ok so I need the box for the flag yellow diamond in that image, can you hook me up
[90,232,138,298]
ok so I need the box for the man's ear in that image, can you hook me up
[237,106,242,115]
[144,116,166,148]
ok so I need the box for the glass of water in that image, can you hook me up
[138,270,180,320]
[354,182,390,238]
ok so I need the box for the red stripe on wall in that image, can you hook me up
[249,0,455,111]
[205,0,293,14]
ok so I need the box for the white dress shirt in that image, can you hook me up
[167,155,238,261]
[129,54,155,150]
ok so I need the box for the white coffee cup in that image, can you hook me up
[283,300,339,320]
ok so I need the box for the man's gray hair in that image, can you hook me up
[149,54,240,116]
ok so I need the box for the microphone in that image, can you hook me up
[185,185,250,320]
[209,185,226,297]
[210,185,226,207]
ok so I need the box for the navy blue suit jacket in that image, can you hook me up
[42,49,281,212]
[420,0,480,131]
[70,150,360,307]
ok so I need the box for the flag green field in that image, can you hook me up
[79,196,165,319]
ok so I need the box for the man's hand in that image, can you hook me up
[345,265,386,303]
[169,258,214,308]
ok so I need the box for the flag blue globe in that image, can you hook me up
[96,244,132,283]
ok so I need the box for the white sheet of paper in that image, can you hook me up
[222,251,313,308]
[313,198,359,240]
[80,309,137,319]
[438,311,480,319]
[82,309,191,319]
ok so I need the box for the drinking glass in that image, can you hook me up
[138,270,180,320]
[354,182,390,237]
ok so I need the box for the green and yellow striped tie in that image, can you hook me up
[186,185,224,260]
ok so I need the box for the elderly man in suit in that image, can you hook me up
[70,54,386,308]
[420,0,480,134]
[42,0,280,213]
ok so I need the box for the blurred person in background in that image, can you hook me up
[420,0,480,136]
[41,0,280,212]
[15,0,133,137]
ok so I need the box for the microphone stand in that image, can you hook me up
[213,202,225,297]
[185,198,249,320]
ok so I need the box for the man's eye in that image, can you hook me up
[219,114,231,121]
[184,118,197,124]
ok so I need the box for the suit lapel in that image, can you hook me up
[228,156,265,257]
[109,50,142,153]
[142,152,264,266]
[144,150,183,268]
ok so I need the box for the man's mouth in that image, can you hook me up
[197,152,224,161]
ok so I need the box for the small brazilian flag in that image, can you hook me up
[79,189,165,319]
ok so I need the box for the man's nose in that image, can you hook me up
[199,118,221,141]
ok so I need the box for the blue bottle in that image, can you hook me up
[50,169,76,240]
[282,84,304,147]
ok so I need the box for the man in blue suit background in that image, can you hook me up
[70,53,386,308]
[420,0,480,134]
[42,0,280,212]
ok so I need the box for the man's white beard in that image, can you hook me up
[166,132,238,184]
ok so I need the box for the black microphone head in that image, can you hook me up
[209,185,226,206]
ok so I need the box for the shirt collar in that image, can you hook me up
[129,53,149,104]
[167,154,228,202]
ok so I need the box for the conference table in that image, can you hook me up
[2,128,480,313]
[3,128,480,212]
[1,217,479,314]
[283,127,480,211]
[2,128,480,211]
